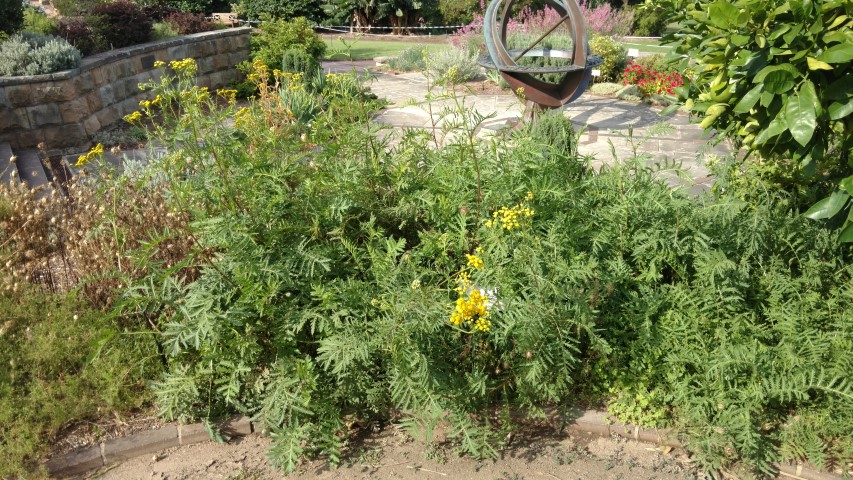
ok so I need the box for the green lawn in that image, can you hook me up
[324,39,448,60]
[620,41,674,54]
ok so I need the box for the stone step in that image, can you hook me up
[15,149,50,189]
[0,143,14,185]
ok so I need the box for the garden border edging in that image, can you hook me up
[44,410,842,479]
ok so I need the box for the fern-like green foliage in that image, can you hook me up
[116,62,852,478]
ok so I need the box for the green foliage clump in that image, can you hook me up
[89,0,153,50]
[0,287,161,477]
[23,7,59,35]
[109,58,853,479]
[630,0,669,36]
[282,47,319,78]
[252,16,326,69]
[0,0,25,37]
[589,33,627,82]
[663,0,852,239]
[152,21,180,40]
[387,46,427,72]
[426,47,481,85]
[0,32,81,77]
[589,81,622,95]
[235,0,322,22]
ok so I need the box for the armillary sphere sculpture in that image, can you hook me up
[478,0,602,120]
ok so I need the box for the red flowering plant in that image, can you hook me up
[623,61,684,98]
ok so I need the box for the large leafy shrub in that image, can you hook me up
[106,59,853,478]
[251,16,326,68]
[23,7,59,35]
[0,0,25,37]
[163,11,215,34]
[235,0,322,21]
[663,0,853,239]
[589,33,627,81]
[0,32,81,76]
[89,0,153,50]
[57,18,99,56]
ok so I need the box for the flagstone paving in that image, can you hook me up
[349,66,732,195]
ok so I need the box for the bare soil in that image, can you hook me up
[87,426,695,480]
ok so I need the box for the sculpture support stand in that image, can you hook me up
[478,0,603,121]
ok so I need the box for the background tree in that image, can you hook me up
[235,0,323,22]
[1,0,27,37]
[663,0,853,240]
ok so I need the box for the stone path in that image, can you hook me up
[61,63,729,197]
[323,61,730,194]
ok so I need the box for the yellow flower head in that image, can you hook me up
[466,254,484,270]
[169,58,198,76]
[75,143,105,167]
[153,60,166,68]
[449,288,491,332]
[123,110,143,123]
[217,88,238,104]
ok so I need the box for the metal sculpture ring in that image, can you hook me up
[479,0,602,109]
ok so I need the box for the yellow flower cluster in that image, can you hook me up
[123,111,143,123]
[247,59,269,83]
[466,254,484,270]
[450,289,491,332]
[179,86,209,102]
[169,58,197,76]
[234,106,252,128]
[139,95,162,109]
[217,89,238,103]
[75,143,104,167]
[485,197,535,231]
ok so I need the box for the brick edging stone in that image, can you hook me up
[44,416,252,477]
[44,411,842,480]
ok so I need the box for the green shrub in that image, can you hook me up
[252,16,326,68]
[426,47,480,85]
[387,46,426,72]
[0,33,81,77]
[151,21,180,40]
[663,0,853,239]
[589,81,621,95]
[53,0,108,17]
[89,0,153,50]
[235,0,322,21]
[589,34,627,82]
[630,1,669,36]
[281,47,319,78]
[0,0,25,36]
[23,7,58,35]
[110,59,853,478]
[57,18,99,56]
[0,286,161,477]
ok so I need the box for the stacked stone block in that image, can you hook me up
[0,27,251,152]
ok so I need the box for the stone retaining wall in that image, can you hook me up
[0,27,251,152]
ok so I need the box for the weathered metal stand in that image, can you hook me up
[478,0,602,121]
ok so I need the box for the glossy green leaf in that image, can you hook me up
[828,101,853,120]
[754,114,788,145]
[763,70,795,94]
[733,85,763,113]
[804,190,849,219]
[840,175,853,194]
[817,43,853,63]
[839,223,853,243]
[709,1,741,28]
[786,89,816,146]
